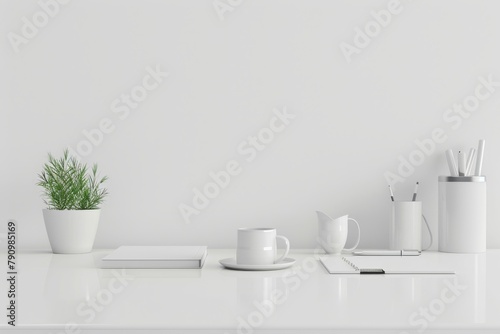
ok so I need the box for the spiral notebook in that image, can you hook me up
[319,256,455,275]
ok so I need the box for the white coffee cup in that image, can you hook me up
[236,228,290,265]
[317,211,361,254]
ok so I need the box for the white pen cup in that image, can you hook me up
[438,176,486,253]
[390,201,423,251]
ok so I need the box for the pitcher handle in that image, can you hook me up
[343,218,361,252]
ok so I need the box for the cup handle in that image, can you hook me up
[275,235,290,264]
[343,218,361,252]
[421,214,433,251]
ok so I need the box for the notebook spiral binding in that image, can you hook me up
[342,257,359,271]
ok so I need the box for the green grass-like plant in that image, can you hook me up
[37,149,108,210]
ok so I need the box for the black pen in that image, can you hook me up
[388,185,395,202]
[411,182,419,201]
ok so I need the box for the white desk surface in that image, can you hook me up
[1,249,499,334]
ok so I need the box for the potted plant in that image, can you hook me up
[37,149,108,254]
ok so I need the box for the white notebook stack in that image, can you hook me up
[101,246,208,269]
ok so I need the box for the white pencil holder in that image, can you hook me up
[438,176,486,253]
[390,201,431,251]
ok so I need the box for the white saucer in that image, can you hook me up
[219,258,296,271]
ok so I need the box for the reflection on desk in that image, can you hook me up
[0,249,496,334]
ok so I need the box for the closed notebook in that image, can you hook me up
[320,255,455,275]
[101,246,208,269]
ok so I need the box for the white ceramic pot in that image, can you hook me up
[43,209,100,254]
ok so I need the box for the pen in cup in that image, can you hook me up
[475,139,485,176]
[388,185,395,202]
[445,149,459,176]
[465,148,476,176]
[458,151,466,176]
[411,182,419,201]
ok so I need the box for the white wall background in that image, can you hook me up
[2,0,500,250]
